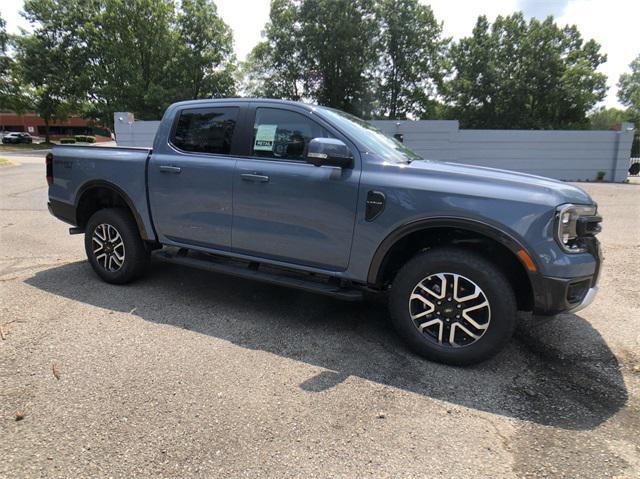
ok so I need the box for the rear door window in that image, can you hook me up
[172,107,239,155]
[251,108,332,161]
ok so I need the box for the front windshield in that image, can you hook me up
[316,107,422,163]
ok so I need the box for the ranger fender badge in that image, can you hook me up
[365,190,386,221]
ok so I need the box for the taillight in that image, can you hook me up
[46,152,53,185]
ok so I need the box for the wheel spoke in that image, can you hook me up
[418,318,443,343]
[111,255,123,268]
[92,237,104,253]
[416,273,446,299]
[95,225,106,241]
[410,292,435,311]
[449,322,480,347]
[453,275,481,303]
[95,253,107,267]
[462,300,490,330]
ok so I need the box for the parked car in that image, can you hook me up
[2,132,33,144]
[46,99,602,365]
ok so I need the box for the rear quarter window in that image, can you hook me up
[171,107,239,155]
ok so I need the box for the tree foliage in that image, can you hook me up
[374,0,447,119]
[172,0,236,99]
[0,13,26,112]
[88,0,178,123]
[87,0,236,125]
[446,13,607,129]
[12,0,235,129]
[5,0,614,131]
[618,54,640,122]
[298,0,378,115]
[240,0,302,100]
[12,0,91,141]
[242,0,379,116]
[588,107,629,130]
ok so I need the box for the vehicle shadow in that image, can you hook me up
[25,260,628,431]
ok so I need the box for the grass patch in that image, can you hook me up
[0,157,15,166]
[0,142,54,151]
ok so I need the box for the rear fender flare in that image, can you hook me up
[75,180,151,240]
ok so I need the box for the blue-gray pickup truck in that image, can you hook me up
[47,99,602,365]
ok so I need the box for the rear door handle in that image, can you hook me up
[159,165,182,174]
[241,173,270,183]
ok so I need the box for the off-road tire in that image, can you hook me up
[389,247,517,365]
[84,207,150,284]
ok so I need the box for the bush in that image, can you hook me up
[59,138,76,144]
[74,135,96,143]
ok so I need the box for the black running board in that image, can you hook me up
[153,249,363,301]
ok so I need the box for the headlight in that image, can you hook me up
[555,204,598,253]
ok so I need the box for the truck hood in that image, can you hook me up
[404,159,594,206]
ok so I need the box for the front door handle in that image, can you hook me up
[159,165,182,174]
[241,173,270,183]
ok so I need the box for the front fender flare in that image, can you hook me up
[366,216,538,286]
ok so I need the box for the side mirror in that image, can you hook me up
[306,138,353,168]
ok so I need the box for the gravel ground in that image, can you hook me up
[1,153,639,478]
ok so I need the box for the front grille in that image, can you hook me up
[577,215,602,237]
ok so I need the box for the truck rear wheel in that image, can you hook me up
[389,248,517,365]
[84,208,150,284]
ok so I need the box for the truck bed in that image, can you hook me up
[48,145,155,239]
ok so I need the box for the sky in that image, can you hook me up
[1,0,638,108]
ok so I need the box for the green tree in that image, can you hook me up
[446,13,607,129]
[86,0,178,125]
[84,0,237,127]
[241,0,303,100]
[241,42,280,98]
[0,15,6,53]
[13,0,90,142]
[298,0,378,116]
[0,14,11,110]
[374,0,447,119]
[242,0,378,116]
[588,107,629,130]
[172,0,236,99]
[618,54,640,123]
[11,0,238,131]
[0,14,27,113]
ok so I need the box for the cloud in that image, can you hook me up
[518,0,569,19]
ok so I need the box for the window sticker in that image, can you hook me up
[254,124,278,152]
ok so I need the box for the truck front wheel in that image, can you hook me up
[389,248,517,365]
[84,208,150,284]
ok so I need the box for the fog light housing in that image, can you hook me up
[567,279,590,304]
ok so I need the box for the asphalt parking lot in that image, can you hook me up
[1,152,639,478]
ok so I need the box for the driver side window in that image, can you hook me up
[251,108,332,161]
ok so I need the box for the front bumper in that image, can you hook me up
[532,237,601,315]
